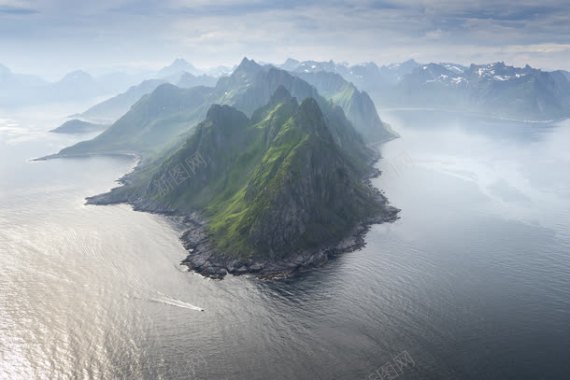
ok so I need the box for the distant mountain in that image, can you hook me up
[0,64,46,106]
[56,83,214,156]
[378,59,422,81]
[0,59,218,109]
[48,70,102,101]
[0,64,46,88]
[157,59,233,78]
[291,71,395,142]
[203,65,234,77]
[281,58,419,99]
[282,58,340,74]
[50,119,108,134]
[52,58,393,158]
[379,62,570,120]
[176,72,217,88]
[215,59,394,143]
[73,72,216,125]
[285,59,570,121]
[87,87,398,279]
[0,64,143,107]
[157,58,203,79]
[76,79,167,123]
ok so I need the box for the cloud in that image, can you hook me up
[0,0,37,14]
[1,0,570,76]
[0,7,35,14]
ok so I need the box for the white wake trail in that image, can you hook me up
[148,296,205,312]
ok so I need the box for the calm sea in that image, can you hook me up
[1,105,569,379]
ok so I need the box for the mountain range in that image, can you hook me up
[290,70,395,142]
[0,66,139,107]
[87,86,398,278]
[44,57,398,279]
[283,59,570,121]
[0,59,221,109]
[6,57,570,122]
[72,72,217,124]
[50,58,394,157]
[281,58,419,91]
[43,55,570,278]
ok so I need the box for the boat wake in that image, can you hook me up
[148,296,205,312]
[126,292,204,312]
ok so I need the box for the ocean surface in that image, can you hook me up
[1,104,569,379]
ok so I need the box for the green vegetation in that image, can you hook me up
[97,87,385,260]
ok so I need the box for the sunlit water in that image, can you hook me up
[1,105,569,379]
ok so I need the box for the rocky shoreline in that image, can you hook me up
[87,178,399,281]
[86,154,399,281]
[179,202,399,280]
[89,186,399,280]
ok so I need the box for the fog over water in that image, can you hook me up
[1,105,569,379]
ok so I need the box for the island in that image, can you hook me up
[49,58,399,279]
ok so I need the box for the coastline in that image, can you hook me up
[178,199,399,280]
[88,174,399,281]
[83,148,399,281]
[33,151,141,162]
[175,152,400,279]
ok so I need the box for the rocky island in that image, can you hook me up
[87,87,398,279]
[56,58,399,279]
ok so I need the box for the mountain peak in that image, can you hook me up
[299,97,321,115]
[159,58,200,77]
[296,97,331,139]
[165,58,191,69]
[283,58,299,65]
[206,104,249,126]
[270,85,293,104]
[236,57,261,73]
[358,61,380,70]
[402,58,419,67]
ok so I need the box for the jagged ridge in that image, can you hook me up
[51,58,393,159]
[89,87,398,279]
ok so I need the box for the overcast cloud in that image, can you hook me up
[1,0,569,77]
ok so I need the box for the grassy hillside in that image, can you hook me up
[90,87,389,261]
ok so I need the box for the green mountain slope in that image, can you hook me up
[294,71,396,142]
[89,87,397,278]
[58,84,213,156]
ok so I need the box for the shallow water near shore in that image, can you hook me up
[1,105,570,379]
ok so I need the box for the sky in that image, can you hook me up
[1,0,570,78]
